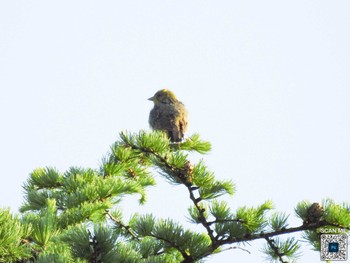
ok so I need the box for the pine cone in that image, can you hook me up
[307,202,324,223]
[182,160,194,184]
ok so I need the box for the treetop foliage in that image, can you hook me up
[0,131,349,263]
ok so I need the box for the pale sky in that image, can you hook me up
[0,1,349,262]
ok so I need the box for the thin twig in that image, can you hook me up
[207,218,245,226]
[220,245,251,254]
[187,186,216,242]
[265,237,287,263]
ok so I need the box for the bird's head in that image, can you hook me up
[148,89,177,105]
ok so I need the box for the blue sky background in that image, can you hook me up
[1,1,349,262]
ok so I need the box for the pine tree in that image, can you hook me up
[0,131,349,262]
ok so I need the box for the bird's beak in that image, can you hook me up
[148,96,154,101]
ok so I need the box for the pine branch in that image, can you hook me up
[88,229,102,263]
[125,139,216,239]
[216,220,348,246]
[138,147,182,180]
[105,210,139,241]
[148,233,193,262]
[265,237,288,263]
[187,186,215,242]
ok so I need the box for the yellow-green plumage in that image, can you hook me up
[148,89,188,142]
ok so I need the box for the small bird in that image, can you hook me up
[148,89,188,142]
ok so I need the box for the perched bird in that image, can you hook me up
[148,89,188,142]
